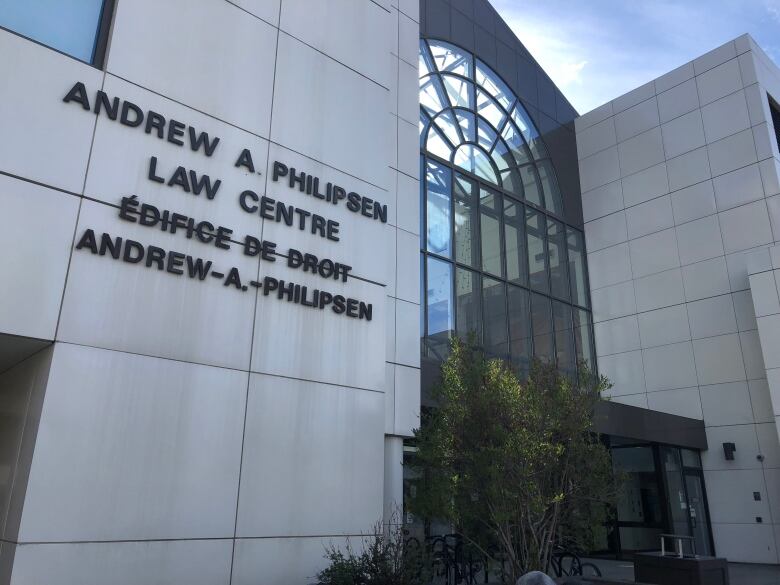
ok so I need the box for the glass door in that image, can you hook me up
[684,471,713,556]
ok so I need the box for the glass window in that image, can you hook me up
[0,0,107,64]
[526,209,548,294]
[454,144,498,184]
[681,449,702,468]
[573,308,595,369]
[441,74,473,109]
[456,268,482,341]
[548,218,570,301]
[567,228,589,307]
[482,277,508,358]
[425,161,452,257]
[480,188,503,277]
[531,292,554,362]
[454,175,479,267]
[426,257,454,354]
[503,198,527,286]
[537,159,563,215]
[519,165,542,207]
[553,300,575,373]
[429,40,472,76]
[508,285,531,375]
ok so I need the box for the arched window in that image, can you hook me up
[419,39,594,379]
[419,39,564,214]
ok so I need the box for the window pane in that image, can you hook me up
[567,228,590,307]
[456,268,482,341]
[537,159,563,215]
[526,209,549,293]
[480,188,503,277]
[531,292,553,362]
[426,125,452,160]
[426,257,454,356]
[501,121,532,167]
[0,0,105,63]
[508,285,531,375]
[454,175,478,267]
[476,89,505,129]
[476,60,513,110]
[519,165,542,206]
[453,145,498,184]
[425,161,452,256]
[482,277,508,358]
[553,301,575,374]
[573,308,595,369]
[548,218,570,301]
[429,40,472,76]
[420,74,448,116]
[441,74,473,109]
[434,109,462,146]
[504,199,527,286]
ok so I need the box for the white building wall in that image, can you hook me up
[576,35,780,564]
[0,1,420,583]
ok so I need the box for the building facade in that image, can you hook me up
[0,0,779,583]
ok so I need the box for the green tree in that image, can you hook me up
[409,337,615,583]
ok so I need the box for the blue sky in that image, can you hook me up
[490,0,780,114]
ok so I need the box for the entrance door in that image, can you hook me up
[684,471,713,556]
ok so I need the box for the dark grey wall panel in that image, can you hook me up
[420,0,584,227]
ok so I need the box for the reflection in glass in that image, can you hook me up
[519,165,542,207]
[526,209,548,293]
[477,119,498,152]
[480,189,503,276]
[553,300,575,373]
[454,175,479,267]
[454,145,498,184]
[456,268,481,341]
[482,277,508,358]
[504,199,527,285]
[476,60,513,109]
[476,89,505,129]
[660,448,690,537]
[429,40,472,76]
[426,125,452,160]
[455,109,476,142]
[435,109,463,146]
[612,447,664,551]
[537,159,563,215]
[426,161,452,256]
[426,257,453,354]
[0,0,106,63]
[548,218,570,301]
[508,285,531,375]
[420,74,448,116]
[531,293,553,362]
[501,121,532,167]
[441,74,473,109]
[567,228,589,307]
[573,308,595,368]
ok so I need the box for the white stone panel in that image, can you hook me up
[671,180,717,225]
[626,196,674,240]
[719,200,773,254]
[646,387,702,419]
[740,329,767,380]
[701,90,751,143]
[395,299,420,368]
[655,62,695,94]
[657,78,700,123]
[701,424,761,470]
[613,81,655,114]
[634,268,685,313]
[587,243,633,290]
[642,341,698,391]
[666,147,711,191]
[733,290,758,331]
[711,524,778,564]
[0,30,103,193]
[693,41,738,75]
[396,229,421,303]
[621,163,669,208]
[57,200,258,370]
[675,215,724,266]
[614,98,659,143]
[236,374,383,537]
[661,110,706,160]
[687,295,737,339]
[593,315,640,357]
[579,146,621,193]
[629,228,680,279]
[712,164,765,211]
[700,382,754,425]
[107,0,277,137]
[618,127,665,176]
[591,280,636,323]
[18,344,245,542]
[280,0,393,87]
[750,378,774,423]
[585,211,627,252]
[576,117,616,160]
[682,256,731,301]
[8,540,232,585]
[0,177,79,340]
[597,350,646,396]
[748,270,780,317]
[394,364,420,436]
[250,265,386,391]
[696,59,744,106]
[704,469,772,523]
[707,129,758,177]
[581,181,623,223]
[693,334,746,385]
[272,33,392,189]
[637,305,691,349]
[611,393,649,409]
[84,75,270,244]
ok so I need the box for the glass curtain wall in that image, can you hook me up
[419,39,594,378]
